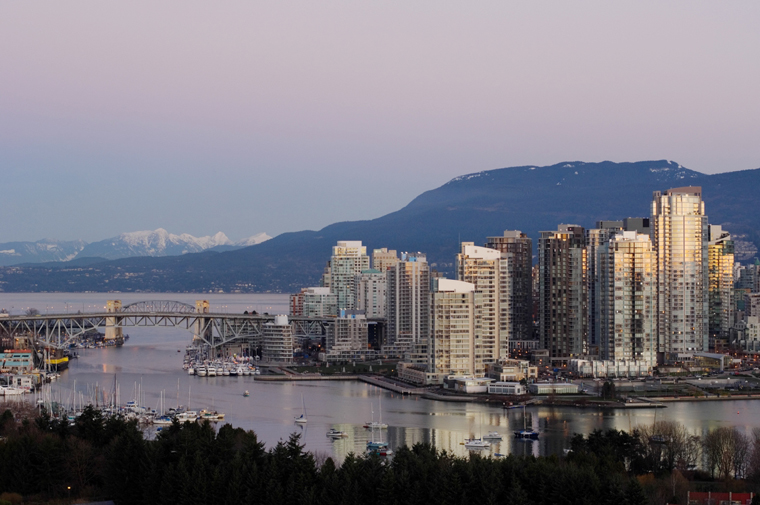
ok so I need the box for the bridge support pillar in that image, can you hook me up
[193,300,211,345]
[105,300,124,345]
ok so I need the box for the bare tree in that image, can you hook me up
[638,421,701,472]
[704,426,750,479]
[24,307,40,316]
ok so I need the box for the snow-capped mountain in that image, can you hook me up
[0,239,88,266]
[77,229,271,260]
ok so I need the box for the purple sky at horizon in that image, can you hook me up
[1,1,759,243]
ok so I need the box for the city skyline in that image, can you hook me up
[2,2,760,243]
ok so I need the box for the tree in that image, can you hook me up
[601,381,617,400]
[24,308,40,316]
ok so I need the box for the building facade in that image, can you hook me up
[354,269,387,318]
[261,315,294,363]
[386,252,430,351]
[597,231,657,367]
[485,230,534,342]
[708,225,735,350]
[538,224,587,364]
[328,241,370,310]
[456,243,509,365]
[430,278,476,377]
[651,187,709,357]
[585,223,623,356]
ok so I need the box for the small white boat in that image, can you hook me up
[229,368,238,377]
[242,368,251,376]
[326,428,347,438]
[223,368,230,376]
[197,366,207,377]
[199,409,225,421]
[207,367,216,377]
[175,411,199,422]
[464,438,491,449]
[153,415,174,426]
[187,367,195,376]
[483,431,503,441]
[243,390,250,397]
[215,367,224,376]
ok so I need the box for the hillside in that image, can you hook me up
[1,160,758,293]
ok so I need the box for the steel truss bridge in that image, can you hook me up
[0,300,332,350]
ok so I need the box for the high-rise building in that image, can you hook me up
[586,222,623,356]
[328,241,370,310]
[430,278,476,377]
[354,269,387,318]
[290,287,338,317]
[456,242,509,367]
[372,248,399,272]
[485,230,533,343]
[597,231,657,366]
[651,187,709,357]
[386,252,430,351]
[539,224,587,364]
[708,225,734,350]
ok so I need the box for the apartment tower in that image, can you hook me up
[484,230,533,342]
[386,252,430,351]
[651,187,709,357]
[598,231,657,366]
[456,243,509,368]
[328,241,370,310]
[708,225,734,350]
[538,224,587,364]
[430,278,477,376]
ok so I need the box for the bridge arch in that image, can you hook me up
[121,300,197,313]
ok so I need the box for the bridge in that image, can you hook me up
[0,299,332,350]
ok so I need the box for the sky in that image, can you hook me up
[1,1,759,243]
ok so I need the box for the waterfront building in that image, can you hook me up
[585,222,623,357]
[456,242,509,365]
[324,310,372,362]
[651,187,709,357]
[708,225,735,350]
[261,315,294,363]
[538,224,587,365]
[484,230,533,342]
[328,241,370,310]
[290,287,338,317]
[354,269,387,318]
[386,252,430,352]
[372,248,398,272]
[597,231,657,367]
[430,278,476,378]
[485,359,537,382]
[487,382,527,395]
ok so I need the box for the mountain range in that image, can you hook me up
[1,160,758,293]
[0,229,271,266]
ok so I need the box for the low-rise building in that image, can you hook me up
[485,359,537,382]
[443,376,493,393]
[569,358,653,378]
[487,382,527,395]
[397,362,446,385]
[0,350,34,373]
[528,383,580,395]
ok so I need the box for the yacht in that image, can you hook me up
[207,367,216,377]
[196,366,207,377]
[326,428,347,438]
[464,438,492,449]
[483,431,503,441]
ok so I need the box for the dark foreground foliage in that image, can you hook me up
[0,406,755,505]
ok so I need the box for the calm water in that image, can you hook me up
[2,293,760,461]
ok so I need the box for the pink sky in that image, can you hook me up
[1,1,759,242]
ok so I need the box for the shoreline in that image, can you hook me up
[254,372,760,408]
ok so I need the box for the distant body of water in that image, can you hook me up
[2,293,760,461]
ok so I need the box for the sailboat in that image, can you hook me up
[464,413,491,449]
[294,394,307,424]
[363,393,388,429]
[514,404,539,440]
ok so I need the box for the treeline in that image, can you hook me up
[0,406,757,505]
